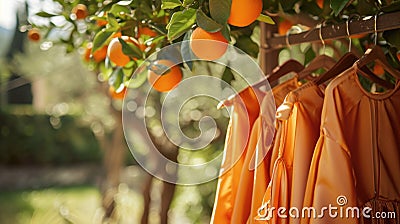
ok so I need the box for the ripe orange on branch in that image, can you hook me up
[190,27,228,61]
[317,0,324,9]
[373,63,385,76]
[228,0,263,27]
[147,60,182,92]
[109,86,127,100]
[107,36,141,67]
[71,4,88,20]
[83,43,107,63]
[28,28,41,42]
[96,19,108,27]
[138,26,157,37]
[278,20,293,36]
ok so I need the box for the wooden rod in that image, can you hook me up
[260,19,279,74]
[261,11,400,51]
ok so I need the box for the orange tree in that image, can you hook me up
[29,0,274,94]
[28,0,400,93]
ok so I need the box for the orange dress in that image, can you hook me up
[254,82,325,224]
[248,77,302,224]
[211,77,300,224]
[211,87,265,224]
[302,64,400,224]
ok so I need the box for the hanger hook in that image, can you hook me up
[345,18,352,52]
[285,28,291,48]
[285,26,302,48]
[374,14,378,45]
[318,23,326,54]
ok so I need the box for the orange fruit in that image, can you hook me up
[83,46,91,62]
[137,27,157,51]
[317,0,324,8]
[228,0,263,27]
[96,12,108,26]
[373,63,385,76]
[109,86,127,100]
[147,60,182,92]
[97,19,108,27]
[93,46,108,62]
[107,36,141,67]
[278,19,293,36]
[397,52,400,61]
[113,32,122,38]
[84,43,108,63]
[72,4,88,20]
[138,26,157,37]
[190,27,228,61]
[27,28,40,42]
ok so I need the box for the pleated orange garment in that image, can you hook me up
[248,77,302,224]
[254,82,325,224]
[211,77,300,224]
[301,64,400,224]
[232,78,302,224]
[211,87,265,224]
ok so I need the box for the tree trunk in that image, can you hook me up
[101,111,125,220]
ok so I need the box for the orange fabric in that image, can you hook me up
[302,65,400,224]
[211,87,265,224]
[254,82,325,223]
[211,77,300,224]
[249,77,301,224]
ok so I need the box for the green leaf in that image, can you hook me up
[107,13,119,28]
[36,11,58,17]
[161,0,182,9]
[166,8,196,41]
[330,0,350,16]
[181,31,194,70]
[119,38,143,59]
[109,67,124,89]
[53,0,65,6]
[144,35,167,46]
[383,29,400,48]
[221,24,231,42]
[256,14,275,24]
[183,0,195,7]
[234,36,259,58]
[123,64,136,79]
[196,9,223,33]
[209,0,231,25]
[92,29,114,53]
[221,66,235,86]
[109,4,131,16]
[129,65,148,88]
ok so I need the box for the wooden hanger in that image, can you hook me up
[297,54,337,80]
[314,17,395,89]
[252,59,305,88]
[312,52,394,89]
[315,52,358,85]
[217,60,304,109]
[357,45,400,80]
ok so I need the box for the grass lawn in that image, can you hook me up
[0,181,214,224]
[0,185,101,224]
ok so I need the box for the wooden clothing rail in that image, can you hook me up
[261,11,400,51]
